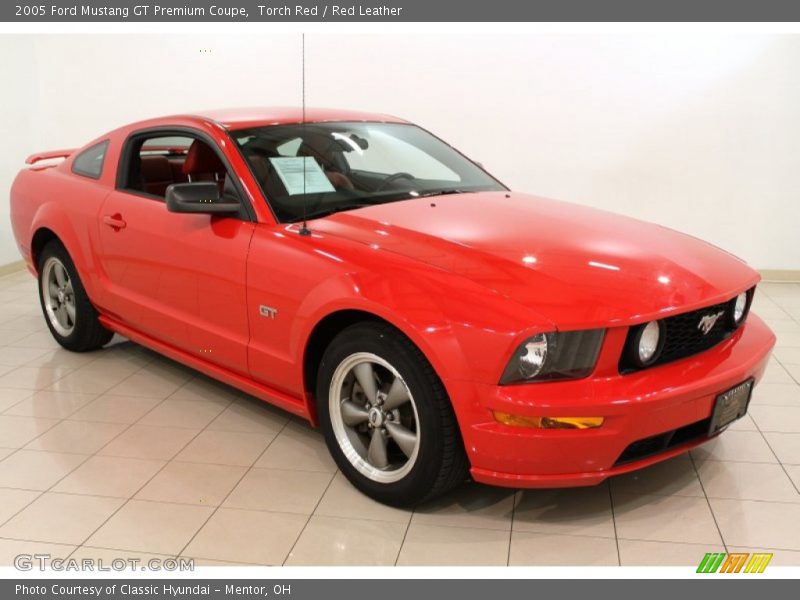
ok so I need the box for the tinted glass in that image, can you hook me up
[232,122,504,223]
[71,140,109,179]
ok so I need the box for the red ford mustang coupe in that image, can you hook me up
[10,108,775,506]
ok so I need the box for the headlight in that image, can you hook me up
[500,329,605,384]
[732,292,748,325]
[625,320,664,368]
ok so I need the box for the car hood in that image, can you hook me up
[313,192,759,328]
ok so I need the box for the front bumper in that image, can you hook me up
[448,314,775,488]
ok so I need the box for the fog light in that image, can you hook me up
[638,321,661,364]
[493,412,604,429]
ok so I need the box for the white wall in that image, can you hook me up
[1,33,798,269]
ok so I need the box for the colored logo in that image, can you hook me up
[697,552,773,573]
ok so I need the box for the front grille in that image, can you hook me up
[614,418,710,466]
[619,288,753,373]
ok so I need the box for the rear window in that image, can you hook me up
[72,140,109,179]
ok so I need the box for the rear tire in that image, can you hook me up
[37,240,113,352]
[316,321,468,507]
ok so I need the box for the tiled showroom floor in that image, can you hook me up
[0,268,799,567]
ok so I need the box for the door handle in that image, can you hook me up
[103,214,127,231]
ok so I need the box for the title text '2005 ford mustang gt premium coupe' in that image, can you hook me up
[10,108,775,506]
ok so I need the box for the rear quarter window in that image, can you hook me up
[71,140,109,179]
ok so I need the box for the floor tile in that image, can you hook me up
[396,523,509,566]
[176,429,273,467]
[710,497,800,550]
[184,508,307,565]
[68,394,163,424]
[136,462,247,506]
[691,431,778,463]
[764,433,800,465]
[98,425,199,460]
[24,348,99,370]
[0,492,123,544]
[0,450,87,490]
[52,455,166,498]
[207,399,289,435]
[254,422,337,473]
[0,366,67,390]
[751,383,800,407]
[509,531,618,566]
[85,500,213,555]
[760,362,795,385]
[696,460,799,502]
[774,347,800,366]
[0,415,60,448]
[47,363,141,395]
[11,331,60,350]
[138,398,228,429]
[412,484,515,531]
[24,420,127,454]
[750,405,800,433]
[224,468,333,515]
[286,515,406,566]
[514,485,616,538]
[0,539,75,566]
[610,456,703,498]
[613,493,723,544]
[618,539,723,566]
[315,472,411,524]
[0,487,41,525]
[0,346,50,367]
[170,376,243,404]
[104,362,193,399]
[3,391,96,419]
[0,388,35,412]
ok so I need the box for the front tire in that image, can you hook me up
[38,240,113,352]
[316,322,468,507]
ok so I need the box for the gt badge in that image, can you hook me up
[259,305,278,319]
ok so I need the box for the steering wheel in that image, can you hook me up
[376,172,415,192]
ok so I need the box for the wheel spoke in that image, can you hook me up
[56,304,68,327]
[353,362,378,404]
[367,428,389,469]
[384,376,410,410]
[340,400,369,426]
[385,422,418,458]
[53,263,67,287]
[65,302,76,323]
[48,282,60,300]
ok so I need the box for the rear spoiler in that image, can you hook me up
[25,149,76,165]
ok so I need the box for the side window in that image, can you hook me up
[122,134,239,203]
[72,141,109,179]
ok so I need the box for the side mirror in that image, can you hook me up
[165,182,240,215]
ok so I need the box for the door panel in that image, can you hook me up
[96,190,254,374]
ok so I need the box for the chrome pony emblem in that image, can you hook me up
[697,311,724,335]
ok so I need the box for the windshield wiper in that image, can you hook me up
[417,188,471,198]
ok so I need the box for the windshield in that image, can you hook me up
[232,122,505,223]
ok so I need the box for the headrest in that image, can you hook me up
[183,141,225,175]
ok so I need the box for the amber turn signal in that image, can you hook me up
[493,412,604,429]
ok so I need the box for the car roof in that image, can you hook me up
[183,107,409,129]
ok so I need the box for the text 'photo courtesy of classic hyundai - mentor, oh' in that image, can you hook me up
[10,108,775,506]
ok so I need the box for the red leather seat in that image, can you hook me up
[140,156,173,196]
[183,141,226,191]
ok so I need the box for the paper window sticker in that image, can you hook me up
[269,156,335,196]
